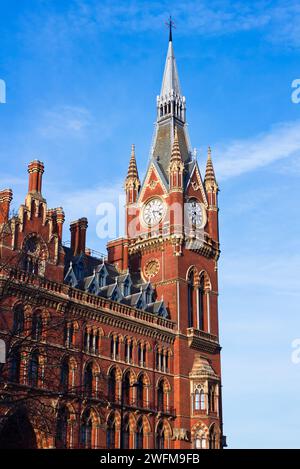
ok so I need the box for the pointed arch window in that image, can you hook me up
[56,406,69,448]
[84,362,93,396]
[137,375,144,407]
[156,421,165,449]
[28,351,39,387]
[32,312,43,341]
[125,338,133,364]
[157,380,164,412]
[197,275,205,331]
[13,305,24,334]
[188,271,194,328]
[9,348,21,383]
[106,414,116,449]
[195,435,206,449]
[209,386,216,412]
[80,409,92,449]
[136,418,143,449]
[123,415,130,449]
[108,368,116,403]
[123,372,131,406]
[60,358,69,393]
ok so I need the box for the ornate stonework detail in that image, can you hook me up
[172,428,190,441]
[144,259,160,278]
[147,179,158,190]
[191,181,200,191]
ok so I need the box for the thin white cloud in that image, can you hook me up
[213,120,300,180]
[21,0,300,50]
[38,105,93,138]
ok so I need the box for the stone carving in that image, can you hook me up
[172,428,190,441]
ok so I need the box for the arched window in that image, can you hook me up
[31,312,42,341]
[156,421,165,449]
[80,409,92,449]
[13,305,24,334]
[94,331,100,354]
[122,415,130,449]
[9,348,21,383]
[115,336,119,358]
[136,418,143,449]
[60,358,69,393]
[195,388,205,410]
[56,406,69,448]
[125,339,133,364]
[111,336,119,359]
[188,271,194,328]
[165,351,169,372]
[209,386,215,412]
[84,362,93,396]
[64,322,74,348]
[209,426,217,449]
[156,350,160,370]
[197,275,205,330]
[28,351,39,387]
[108,368,116,403]
[195,435,206,449]
[195,389,200,410]
[138,343,142,366]
[200,389,205,410]
[136,375,144,407]
[123,372,131,405]
[157,380,164,411]
[106,414,116,449]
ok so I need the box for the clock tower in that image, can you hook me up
[109,31,223,448]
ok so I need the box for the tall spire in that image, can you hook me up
[150,25,191,183]
[160,35,181,99]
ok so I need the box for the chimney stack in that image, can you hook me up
[0,189,13,224]
[56,207,65,240]
[28,160,44,194]
[70,218,88,256]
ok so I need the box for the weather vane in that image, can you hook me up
[165,15,176,42]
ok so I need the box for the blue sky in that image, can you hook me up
[1,0,300,448]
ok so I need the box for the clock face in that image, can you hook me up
[188,200,203,227]
[143,198,165,226]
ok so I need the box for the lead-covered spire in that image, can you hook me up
[157,33,186,123]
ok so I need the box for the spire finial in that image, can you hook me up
[165,15,175,42]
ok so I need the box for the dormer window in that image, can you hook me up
[111,290,119,302]
[145,288,152,304]
[123,279,130,297]
[99,272,105,288]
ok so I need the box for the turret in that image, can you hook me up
[124,144,140,205]
[204,147,219,241]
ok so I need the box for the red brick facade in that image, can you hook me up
[0,36,224,450]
